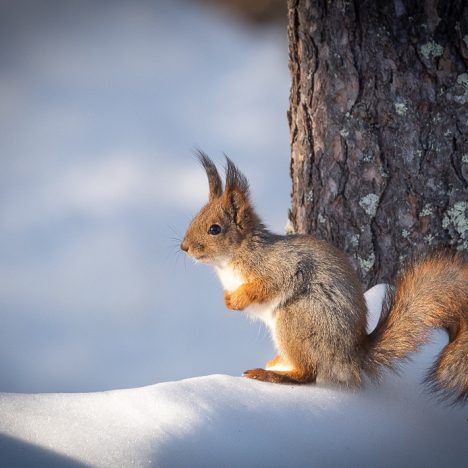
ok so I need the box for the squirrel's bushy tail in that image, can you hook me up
[364,251,468,404]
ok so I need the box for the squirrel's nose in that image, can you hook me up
[180,240,189,252]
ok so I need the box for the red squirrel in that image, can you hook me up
[181,152,468,404]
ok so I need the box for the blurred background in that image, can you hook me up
[0,0,291,392]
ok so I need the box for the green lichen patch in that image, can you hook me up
[350,234,359,247]
[339,128,349,138]
[462,154,468,164]
[457,73,468,88]
[394,101,407,116]
[424,234,435,245]
[455,73,468,104]
[419,203,433,217]
[359,193,379,217]
[442,201,468,236]
[358,252,375,272]
[420,40,444,60]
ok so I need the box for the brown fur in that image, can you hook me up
[266,355,283,368]
[364,251,468,403]
[243,368,314,384]
[181,153,468,404]
[224,278,271,310]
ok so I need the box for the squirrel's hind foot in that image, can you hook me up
[243,368,314,385]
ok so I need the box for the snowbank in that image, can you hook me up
[1,285,467,467]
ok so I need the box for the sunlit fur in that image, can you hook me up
[181,154,468,404]
[180,151,262,265]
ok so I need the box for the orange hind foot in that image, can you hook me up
[243,368,314,384]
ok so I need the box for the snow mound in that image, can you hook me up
[0,285,467,467]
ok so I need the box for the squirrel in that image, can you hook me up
[180,152,468,404]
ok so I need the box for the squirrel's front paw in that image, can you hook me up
[224,289,249,310]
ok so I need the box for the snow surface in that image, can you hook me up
[1,285,467,468]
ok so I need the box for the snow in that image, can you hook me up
[1,285,467,468]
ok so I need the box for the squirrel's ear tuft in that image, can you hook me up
[195,150,223,200]
[224,155,250,196]
[223,155,253,227]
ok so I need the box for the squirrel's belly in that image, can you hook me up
[247,299,281,351]
[246,299,280,329]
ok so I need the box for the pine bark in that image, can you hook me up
[287,0,468,288]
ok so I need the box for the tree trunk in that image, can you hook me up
[287,0,468,288]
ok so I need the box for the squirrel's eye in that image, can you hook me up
[208,224,222,235]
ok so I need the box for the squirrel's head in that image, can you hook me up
[180,151,261,264]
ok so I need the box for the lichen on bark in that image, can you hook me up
[287,0,468,288]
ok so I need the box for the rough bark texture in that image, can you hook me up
[287,0,468,288]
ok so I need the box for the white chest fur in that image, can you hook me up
[214,264,244,292]
[214,263,280,342]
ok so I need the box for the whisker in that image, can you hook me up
[167,224,180,237]
[169,241,182,251]
[174,250,181,268]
